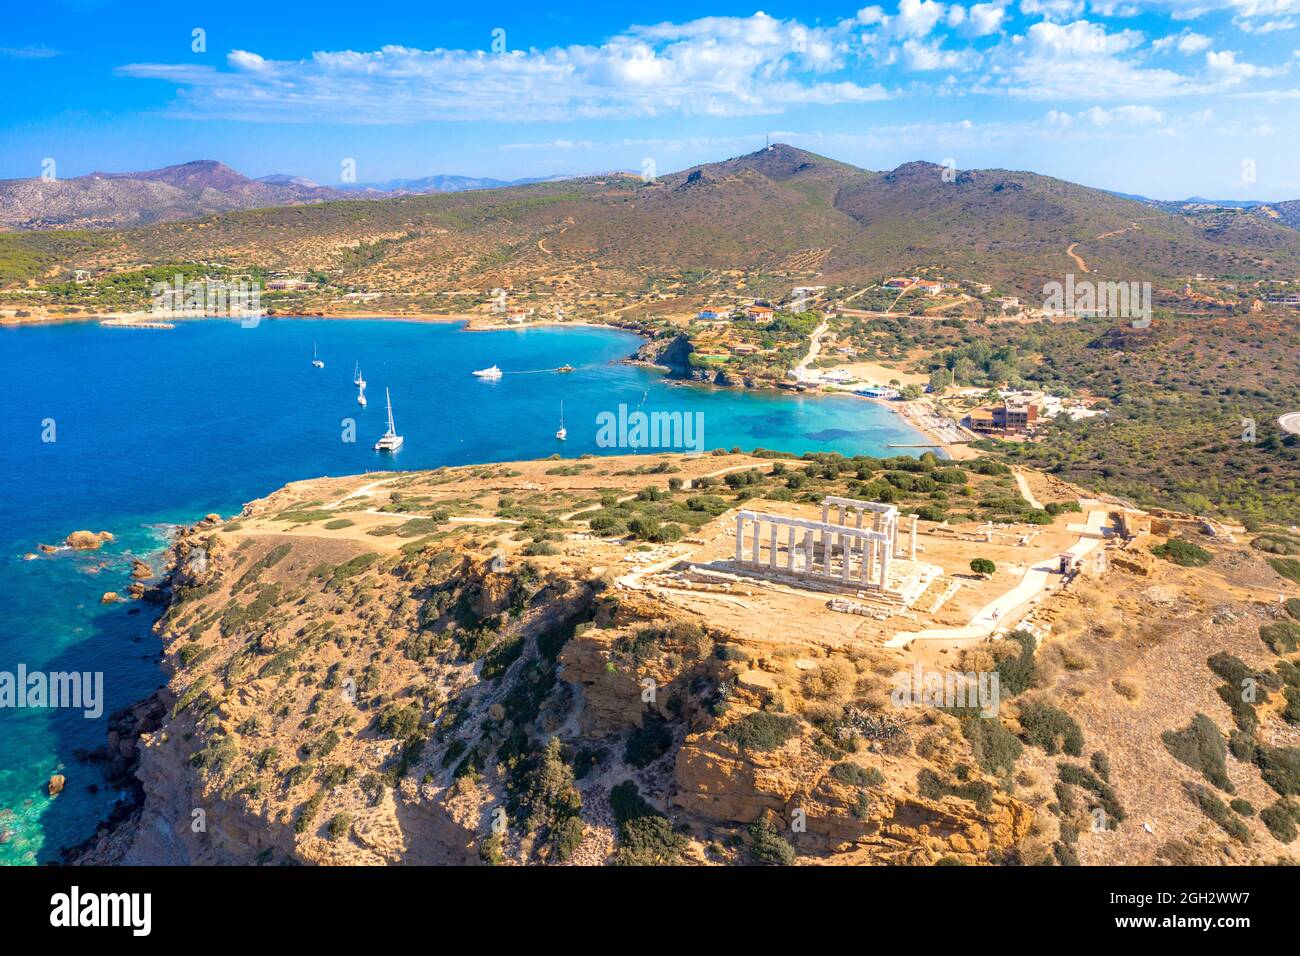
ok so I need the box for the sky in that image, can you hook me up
[1,0,1298,199]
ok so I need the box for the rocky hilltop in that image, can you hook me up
[73,452,1300,865]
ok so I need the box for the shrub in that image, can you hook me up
[963,718,1023,775]
[1058,763,1125,826]
[748,818,796,865]
[917,768,994,812]
[1230,798,1255,817]
[1268,558,1300,586]
[1185,783,1249,843]
[1260,799,1300,843]
[721,712,802,752]
[970,558,996,577]
[1162,713,1232,792]
[995,631,1038,697]
[1260,619,1300,655]
[1152,538,1211,567]
[609,781,686,866]
[1256,745,1300,796]
[376,702,422,740]
[1019,701,1084,757]
[829,761,885,789]
[624,715,674,768]
[327,812,353,840]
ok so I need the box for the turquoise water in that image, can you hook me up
[0,317,928,863]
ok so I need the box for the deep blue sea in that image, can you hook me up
[0,317,928,863]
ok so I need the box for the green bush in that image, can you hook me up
[624,715,674,768]
[970,558,996,577]
[1256,745,1300,796]
[995,631,1038,697]
[1260,799,1300,843]
[376,702,422,740]
[963,718,1023,775]
[721,712,802,752]
[1019,701,1084,757]
[609,781,686,866]
[1260,619,1300,655]
[1268,558,1300,586]
[1152,538,1212,567]
[1162,713,1232,792]
[327,812,353,840]
[829,761,885,788]
[1185,783,1249,843]
[1058,763,1125,826]
[748,818,796,866]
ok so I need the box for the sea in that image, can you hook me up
[0,316,931,863]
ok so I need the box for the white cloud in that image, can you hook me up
[1019,0,1087,19]
[889,0,949,36]
[902,38,977,69]
[1206,48,1285,80]
[118,14,892,123]
[964,3,1009,34]
[1152,30,1212,53]
[1079,104,1166,123]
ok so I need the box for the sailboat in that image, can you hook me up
[354,362,367,406]
[555,400,567,441]
[374,388,403,452]
[312,342,324,368]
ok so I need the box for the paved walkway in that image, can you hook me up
[1280,412,1300,436]
[885,510,1107,648]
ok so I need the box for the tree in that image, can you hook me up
[970,558,996,577]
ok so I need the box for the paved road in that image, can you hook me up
[1279,412,1300,436]
[885,509,1106,648]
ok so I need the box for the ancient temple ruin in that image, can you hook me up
[731,496,929,604]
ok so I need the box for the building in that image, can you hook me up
[696,308,729,320]
[747,304,775,320]
[884,277,917,289]
[997,296,1020,310]
[965,395,1041,434]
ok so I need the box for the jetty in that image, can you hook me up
[100,317,176,330]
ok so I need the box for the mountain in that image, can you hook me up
[342,173,576,194]
[0,161,347,229]
[0,161,582,230]
[7,145,1300,294]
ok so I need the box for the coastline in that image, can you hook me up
[1,308,968,457]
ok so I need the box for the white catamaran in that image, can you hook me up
[555,400,567,441]
[354,362,367,406]
[312,342,325,368]
[374,388,403,452]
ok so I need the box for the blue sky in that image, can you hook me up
[2,0,1298,198]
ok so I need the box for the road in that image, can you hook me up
[885,508,1107,648]
[791,321,829,382]
[1279,412,1300,436]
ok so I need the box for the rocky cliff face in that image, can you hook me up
[71,465,1043,866]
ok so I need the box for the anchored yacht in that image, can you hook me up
[374,389,403,452]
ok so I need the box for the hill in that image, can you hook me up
[7,145,1300,294]
[69,454,1300,865]
[0,160,347,229]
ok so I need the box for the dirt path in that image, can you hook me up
[1065,218,1161,274]
[792,321,829,382]
[1014,470,1044,510]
